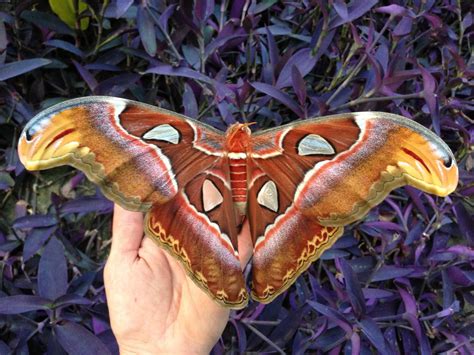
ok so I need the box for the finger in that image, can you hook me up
[238,219,253,269]
[110,204,144,257]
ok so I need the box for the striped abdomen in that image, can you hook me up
[229,157,247,205]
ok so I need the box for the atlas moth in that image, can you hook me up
[18,96,458,309]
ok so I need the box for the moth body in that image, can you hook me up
[225,124,252,216]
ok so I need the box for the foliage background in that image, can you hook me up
[0,0,473,354]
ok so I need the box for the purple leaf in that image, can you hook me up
[0,295,50,314]
[23,226,56,262]
[55,321,111,355]
[362,288,394,299]
[95,73,140,96]
[217,100,236,124]
[376,5,410,17]
[108,0,134,18]
[183,83,198,118]
[307,300,352,333]
[393,17,413,37]
[146,63,212,84]
[348,256,376,274]
[444,245,474,258]
[329,0,379,28]
[0,341,10,354]
[0,58,52,81]
[84,63,121,72]
[115,0,133,17]
[453,202,474,245]
[405,221,424,246]
[0,240,20,253]
[230,0,246,19]
[38,237,68,300]
[292,66,307,107]
[204,33,247,59]
[375,42,389,73]
[194,0,214,24]
[397,286,417,316]
[339,258,366,316]
[98,329,120,354]
[137,5,157,56]
[442,269,454,309]
[230,320,247,353]
[251,81,304,117]
[333,0,349,21]
[60,196,113,215]
[321,249,350,260]
[333,235,359,249]
[45,39,84,57]
[350,332,361,355]
[268,307,305,347]
[462,13,473,30]
[363,221,406,232]
[68,271,97,296]
[313,327,346,351]
[158,4,177,30]
[53,294,93,308]
[13,214,58,229]
[402,314,431,354]
[433,301,460,319]
[92,317,109,335]
[72,60,98,92]
[265,26,279,68]
[371,266,414,282]
[182,45,200,69]
[404,186,429,220]
[249,0,278,15]
[358,318,391,354]
[0,20,6,65]
[276,48,317,88]
[419,64,439,134]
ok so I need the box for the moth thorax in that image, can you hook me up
[225,123,252,152]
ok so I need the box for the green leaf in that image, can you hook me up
[49,0,89,30]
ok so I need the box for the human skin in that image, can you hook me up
[104,205,253,354]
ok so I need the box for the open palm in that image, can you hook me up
[104,205,252,354]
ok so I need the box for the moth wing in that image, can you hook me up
[19,97,248,308]
[248,112,458,303]
[18,96,225,210]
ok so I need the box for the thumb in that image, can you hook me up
[110,204,144,258]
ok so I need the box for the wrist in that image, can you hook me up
[119,341,212,355]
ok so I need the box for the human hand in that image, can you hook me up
[104,204,252,354]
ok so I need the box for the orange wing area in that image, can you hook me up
[295,113,458,226]
[248,112,458,303]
